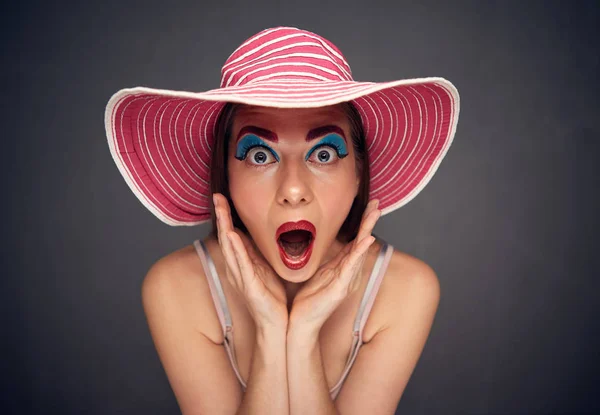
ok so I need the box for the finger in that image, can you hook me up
[353,199,377,246]
[335,235,375,295]
[228,231,257,293]
[214,198,242,285]
[327,241,353,268]
[365,198,379,216]
[220,194,234,226]
[215,194,233,232]
[343,235,376,276]
[235,228,257,255]
[354,201,381,247]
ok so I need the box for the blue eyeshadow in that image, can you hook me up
[235,134,280,162]
[305,134,349,160]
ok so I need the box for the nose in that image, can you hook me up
[276,159,313,207]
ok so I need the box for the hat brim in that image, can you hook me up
[105,77,459,226]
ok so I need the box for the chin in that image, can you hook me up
[275,261,319,283]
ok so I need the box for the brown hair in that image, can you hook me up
[208,102,370,243]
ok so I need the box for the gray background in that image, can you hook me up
[2,1,599,414]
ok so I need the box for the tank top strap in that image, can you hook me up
[192,240,232,336]
[193,240,247,390]
[353,241,394,337]
[330,241,394,399]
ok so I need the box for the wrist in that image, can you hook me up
[286,321,320,346]
[256,323,288,343]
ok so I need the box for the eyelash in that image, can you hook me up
[306,145,343,165]
[236,135,348,168]
[305,134,349,165]
[235,134,280,166]
[244,146,278,166]
[240,144,344,168]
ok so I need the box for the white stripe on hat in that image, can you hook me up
[167,99,209,190]
[370,89,406,181]
[117,95,191,223]
[210,81,370,94]
[232,61,348,86]
[225,52,352,87]
[223,33,311,70]
[222,31,351,85]
[222,27,287,65]
[373,86,427,197]
[141,98,204,209]
[223,42,352,85]
[206,84,375,99]
[186,100,212,172]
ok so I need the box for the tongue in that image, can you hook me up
[280,240,309,257]
[279,230,310,257]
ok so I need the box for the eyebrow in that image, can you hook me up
[306,125,346,142]
[236,126,278,143]
[236,124,347,143]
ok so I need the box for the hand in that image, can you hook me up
[289,199,381,334]
[213,193,289,332]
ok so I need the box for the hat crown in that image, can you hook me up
[220,27,354,87]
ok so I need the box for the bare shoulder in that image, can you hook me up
[141,241,243,413]
[387,248,440,295]
[377,246,441,330]
[332,247,441,412]
[141,241,222,343]
[141,244,207,333]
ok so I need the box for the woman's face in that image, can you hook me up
[227,105,360,282]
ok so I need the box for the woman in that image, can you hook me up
[105,27,459,414]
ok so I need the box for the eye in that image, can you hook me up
[305,133,348,165]
[308,146,338,164]
[247,146,277,165]
[235,134,280,165]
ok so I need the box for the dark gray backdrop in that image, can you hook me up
[2,1,598,414]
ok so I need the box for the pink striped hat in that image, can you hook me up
[105,26,460,226]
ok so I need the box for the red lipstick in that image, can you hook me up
[275,220,316,270]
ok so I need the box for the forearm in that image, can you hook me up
[237,327,289,415]
[286,325,339,415]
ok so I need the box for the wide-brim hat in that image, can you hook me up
[105,26,460,226]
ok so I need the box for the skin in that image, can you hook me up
[225,105,373,311]
[214,192,380,331]
[142,104,441,413]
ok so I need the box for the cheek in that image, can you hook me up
[311,164,359,230]
[311,157,358,194]
[228,159,273,228]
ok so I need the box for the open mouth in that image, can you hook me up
[276,221,316,270]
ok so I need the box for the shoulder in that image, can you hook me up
[140,241,245,412]
[142,243,204,300]
[378,245,441,330]
[141,241,220,341]
[332,246,441,411]
[387,247,440,298]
